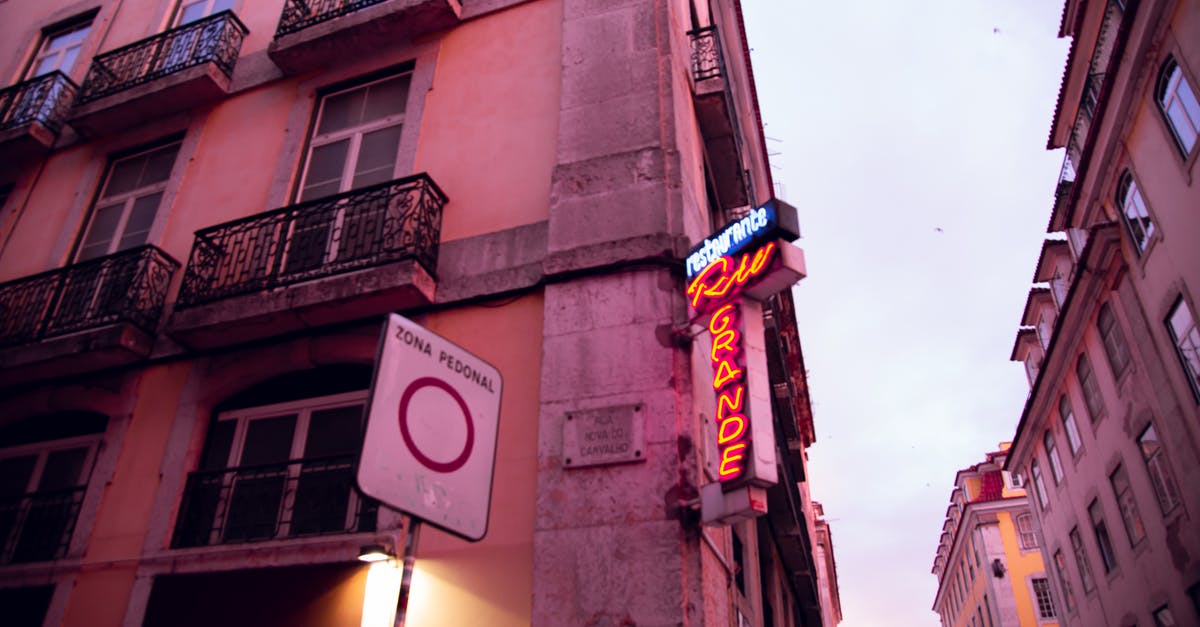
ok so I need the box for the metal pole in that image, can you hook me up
[395,517,421,627]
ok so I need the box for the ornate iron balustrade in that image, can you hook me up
[0,246,179,349]
[171,455,379,548]
[276,0,390,38]
[0,487,86,564]
[176,173,445,308]
[78,11,248,104]
[688,26,725,82]
[0,72,78,134]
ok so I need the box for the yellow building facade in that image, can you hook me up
[932,445,1061,627]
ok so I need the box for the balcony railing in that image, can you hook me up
[0,72,78,134]
[78,11,247,104]
[688,26,725,82]
[0,487,86,564]
[176,173,445,308]
[0,246,179,349]
[276,0,389,38]
[171,455,378,548]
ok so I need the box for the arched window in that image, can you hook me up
[172,365,377,548]
[1157,57,1200,155]
[1115,171,1154,253]
[0,411,107,563]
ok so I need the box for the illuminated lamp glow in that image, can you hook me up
[360,560,402,627]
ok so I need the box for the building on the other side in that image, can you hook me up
[0,0,839,625]
[1004,0,1200,626]
[812,501,843,627]
[932,445,1059,627]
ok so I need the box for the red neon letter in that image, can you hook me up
[716,386,744,421]
[718,443,747,479]
[712,359,742,391]
[717,414,747,445]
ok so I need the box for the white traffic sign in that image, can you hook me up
[358,313,502,541]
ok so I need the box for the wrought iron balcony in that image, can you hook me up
[277,0,393,37]
[0,487,86,564]
[0,72,78,134]
[176,173,445,308]
[171,455,378,548]
[77,11,247,104]
[0,246,179,349]
[688,26,725,82]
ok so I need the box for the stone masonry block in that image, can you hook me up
[550,148,665,199]
[563,0,643,21]
[562,11,634,66]
[556,89,661,164]
[543,268,674,336]
[535,440,677,530]
[560,49,660,110]
[540,322,674,402]
[548,182,668,251]
[532,520,684,626]
[539,387,684,448]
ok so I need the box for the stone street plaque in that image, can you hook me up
[562,404,645,468]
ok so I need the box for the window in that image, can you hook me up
[1109,464,1145,546]
[173,389,374,547]
[174,0,235,25]
[1032,577,1056,619]
[299,73,411,202]
[27,19,92,78]
[1138,424,1181,514]
[1116,171,1154,253]
[1053,550,1076,612]
[1098,303,1132,378]
[284,72,413,274]
[1157,57,1200,155]
[983,594,993,627]
[1016,513,1038,550]
[1166,298,1200,402]
[1059,396,1082,456]
[1044,431,1064,484]
[78,142,181,261]
[1088,499,1117,573]
[1077,354,1105,421]
[1069,527,1095,592]
[1031,460,1048,509]
[1050,267,1068,309]
[157,0,236,71]
[0,411,106,564]
[1153,605,1177,627]
[1037,313,1053,350]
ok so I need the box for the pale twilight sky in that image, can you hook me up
[743,2,1071,626]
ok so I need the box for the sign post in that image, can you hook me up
[358,313,503,541]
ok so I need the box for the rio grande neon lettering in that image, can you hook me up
[686,242,777,311]
[688,242,781,484]
[707,300,749,480]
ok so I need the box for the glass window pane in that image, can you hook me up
[179,2,208,24]
[303,405,364,458]
[0,456,37,497]
[58,48,80,75]
[140,145,179,185]
[351,125,402,189]
[79,203,124,260]
[103,159,145,198]
[238,415,297,466]
[301,140,350,201]
[38,447,88,491]
[317,89,366,135]
[362,75,410,122]
[116,192,162,251]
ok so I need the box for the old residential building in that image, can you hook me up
[0,0,839,625]
[1006,0,1200,625]
[932,445,1058,627]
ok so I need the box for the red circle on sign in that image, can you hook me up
[398,377,474,473]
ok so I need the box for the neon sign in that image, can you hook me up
[687,243,781,484]
[684,199,800,280]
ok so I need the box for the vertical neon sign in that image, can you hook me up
[687,243,778,483]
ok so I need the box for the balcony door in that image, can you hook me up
[58,142,180,328]
[181,392,368,545]
[284,72,410,275]
[0,435,99,563]
[6,19,91,129]
[158,0,236,73]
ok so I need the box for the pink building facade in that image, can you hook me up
[1006,0,1200,625]
[0,0,839,626]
